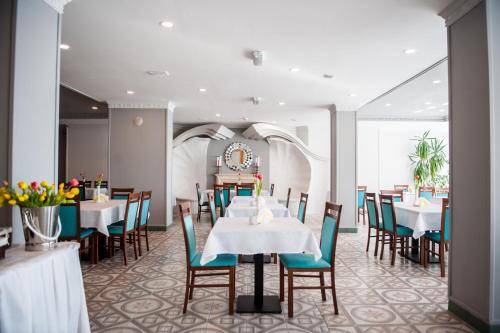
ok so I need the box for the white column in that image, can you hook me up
[329,105,358,232]
[165,102,175,226]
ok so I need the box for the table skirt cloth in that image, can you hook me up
[230,196,278,205]
[80,200,127,236]
[201,217,321,265]
[394,202,442,238]
[0,242,90,333]
[225,203,290,218]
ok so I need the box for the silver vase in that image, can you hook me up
[20,206,61,251]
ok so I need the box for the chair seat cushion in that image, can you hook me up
[279,253,331,269]
[107,225,123,235]
[80,228,95,239]
[110,220,124,226]
[425,231,443,242]
[190,252,237,267]
[396,225,413,237]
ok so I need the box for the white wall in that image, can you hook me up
[357,121,449,193]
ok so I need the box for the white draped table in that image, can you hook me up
[394,202,442,239]
[199,189,269,205]
[80,200,127,236]
[84,187,108,200]
[225,202,290,218]
[0,243,90,333]
[230,195,278,205]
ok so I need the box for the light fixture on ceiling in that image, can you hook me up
[385,103,392,107]
[252,50,264,66]
[146,70,170,77]
[60,44,70,50]
[414,109,423,113]
[403,48,417,54]
[134,116,144,127]
[126,90,135,95]
[91,106,98,110]
[432,80,441,84]
[425,101,432,105]
[289,67,300,73]
[252,97,262,105]
[278,101,286,106]
[160,21,174,28]
[215,113,221,117]
[242,116,249,121]
[323,74,333,79]
[349,93,357,97]
[427,106,437,110]
[442,102,449,106]
[199,88,207,93]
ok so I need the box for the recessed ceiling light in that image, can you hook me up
[289,67,300,73]
[271,120,277,124]
[160,21,174,28]
[385,103,392,107]
[146,70,170,76]
[215,113,221,117]
[91,106,98,110]
[403,48,417,54]
[438,109,445,112]
[278,101,286,106]
[126,90,135,95]
[242,116,249,121]
[199,88,207,93]
[414,109,423,113]
[60,44,70,50]
[432,80,441,84]
[349,93,357,97]
[427,106,437,110]
[442,102,449,106]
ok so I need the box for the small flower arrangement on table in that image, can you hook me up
[254,173,264,197]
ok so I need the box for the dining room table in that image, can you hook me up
[201,216,322,313]
[225,201,290,218]
[84,187,109,201]
[199,189,270,205]
[230,195,278,205]
[80,199,127,236]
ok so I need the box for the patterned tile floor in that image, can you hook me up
[81,214,476,333]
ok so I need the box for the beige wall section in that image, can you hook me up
[448,1,491,322]
[110,109,166,228]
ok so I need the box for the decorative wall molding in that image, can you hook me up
[108,102,170,109]
[43,0,72,13]
[173,124,235,148]
[439,0,483,27]
[242,123,328,161]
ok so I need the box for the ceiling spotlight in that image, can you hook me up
[349,93,357,97]
[60,44,70,50]
[403,48,417,54]
[414,109,423,113]
[199,88,207,93]
[289,67,300,73]
[242,116,249,121]
[323,74,333,79]
[442,102,449,106]
[126,90,135,95]
[160,21,174,28]
[146,70,170,76]
[385,103,392,107]
[425,102,432,105]
[278,101,286,106]
[215,113,221,117]
[432,80,441,84]
[91,106,98,110]
[251,97,262,105]
[252,50,264,66]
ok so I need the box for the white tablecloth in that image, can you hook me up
[199,189,269,205]
[0,243,90,333]
[201,217,321,265]
[394,202,442,238]
[80,200,127,236]
[230,196,278,205]
[225,202,290,218]
[84,187,108,200]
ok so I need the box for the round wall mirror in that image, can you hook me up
[224,142,253,171]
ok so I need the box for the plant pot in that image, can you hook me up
[20,206,61,251]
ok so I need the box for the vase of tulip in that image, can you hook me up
[0,178,80,251]
[95,172,104,203]
[254,173,265,209]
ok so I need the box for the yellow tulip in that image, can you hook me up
[18,196,25,202]
[39,195,45,202]
[59,183,65,189]
[8,199,16,205]
[70,187,80,195]
[18,181,28,190]
[66,193,75,199]
[3,193,11,200]
[23,194,29,201]
[0,197,4,204]
[41,181,49,188]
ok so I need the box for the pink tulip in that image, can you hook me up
[68,178,79,187]
[30,181,39,190]
[256,174,263,181]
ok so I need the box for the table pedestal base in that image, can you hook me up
[236,295,282,314]
[240,254,271,264]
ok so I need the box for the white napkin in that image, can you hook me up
[414,197,431,207]
[256,208,274,224]
[94,194,109,203]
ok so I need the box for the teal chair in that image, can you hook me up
[279,202,342,317]
[111,187,134,200]
[380,190,403,203]
[357,186,367,224]
[214,185,230,208]
[207,193,218,227]
[297,192,308,223]
[379,194,414,265]
[178,202,237,314]
[136,191,152,256]
[423,198,449,277]
[107,193,140,265]
[269,183,275,196]
[365,192,382,256]
[218,191,227,217]
[435,190,449,198]
[419,186,434,200]
[59,202,98,264]
[236,185,253,196]
[196,183,210,222]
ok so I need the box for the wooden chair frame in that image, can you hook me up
[108,193,140,265]
[423,198,449,277]
[236,184,254,196]
[380,189,403,202]
[196,182,209,222]
[419,186,435,198]
[136,191,152,256]
[280,202,342,317]
[285,188,292,208]
[214,185,230,209]
[394,184,409,192]
[357,185,367,224]
[111,187,134,199]
[269,183,275,196]
[297,192,309,223]
[365,192,381,257]
[178,202,236,314]
[95,180,108,188]
[207,193,218,227]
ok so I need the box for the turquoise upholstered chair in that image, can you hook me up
[207,193,218,227]
[357,186,367,224]
[269,183,275,196]
[111,187,134,200]
[196,182,209,222]
[379,194,414,265]
[419,186,434,200]
[178,202,237,314]
[59,202,98,264]
[107,193,140,265]
[236,185,253,196]
[279,202,342,318]
[435,190,449,199]
[365,193,382,257]
[297,192,308,223]
[214,185,230,208]
[380,190,403,203]
[423,198,449,277]
[218,191,226,217]
[136,191,152,256]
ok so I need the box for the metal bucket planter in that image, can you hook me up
[20,206,61,251]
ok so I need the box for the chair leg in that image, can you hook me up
[423,238,428,268]
[197,204,201,222]
[445,241,449,252]
[363,208,366,225]
[391,235,397,265]
[183,270,190,313]
[366,226,371,252]
[145,227,150,251]
[229,267,235,315]
[439,242,445,277]
[189,272,195,300]
[272,253,277,264]
[132,232,138,260]
[92,235,98,264]
[279,262,284,302]
[331,270,339,315]
[374,228,380,257]
[122,236,128,266]
[380,231,385,260]
[319,272,326,301]
[288,270,294,318]
[137,228,143,256]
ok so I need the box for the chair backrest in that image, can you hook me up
[214,185,230,207]
[223,182,237,190]
[435,188,449,198]
[207,193,217,227]
[195,182,202,203]
[59,202,81,239]
[365,192,379,228]
[97,180,108,189]
[111,187,134,200]
[123,193,141,233]
[357,186,366,207]
[379,194,397,233]
[419,186,435,200]
[236,185,253,196]
[441,198,450,241]
[297,192,308,223]
[71,185,85,202]
[319,202,342,265]
[179,202,197,266]
[394,184,409,192]
[218,190,226,217]
[286,187,291,208]
[269,184,275,196]
[83,180,92,188]
[138,191,152,227]
[380,190,403,202]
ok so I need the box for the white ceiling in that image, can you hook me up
[61,0,452,126]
